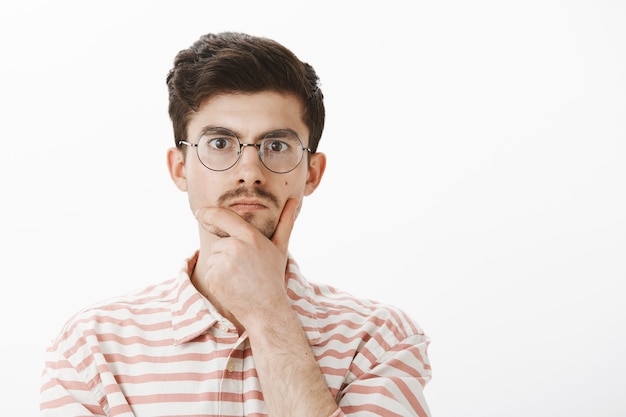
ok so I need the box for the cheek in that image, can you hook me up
[279,169,308,198]
[280,179,303,200]
[186,171,221,205]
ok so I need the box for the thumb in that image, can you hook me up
[271,198,300,253]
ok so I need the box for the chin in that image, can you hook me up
[241,213,277,239]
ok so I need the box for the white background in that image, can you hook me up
[1,1,625,415]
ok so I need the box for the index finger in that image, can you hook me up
[270,197,300,254]
[194,206,254,239]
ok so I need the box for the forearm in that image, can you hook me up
[245,299,339,417]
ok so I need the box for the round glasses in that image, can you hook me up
[179,127,311,174]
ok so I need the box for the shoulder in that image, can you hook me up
[48,278,178,353]
[294,277,427,346]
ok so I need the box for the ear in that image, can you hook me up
[167,147,188,192]
[304,152,326,196]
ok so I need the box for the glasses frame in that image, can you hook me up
[178,128,312,174]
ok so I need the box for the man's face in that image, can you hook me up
[168,91,325,239]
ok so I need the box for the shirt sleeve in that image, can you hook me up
[335,333,432,417]
[40,344,107,417]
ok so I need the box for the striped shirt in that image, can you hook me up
[40,252,432,416]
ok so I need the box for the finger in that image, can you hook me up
[194,206,253,239]
[194,207,231,238]
[271,197,300,253]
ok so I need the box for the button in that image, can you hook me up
[219,323,229,332]
[226,361,235,373]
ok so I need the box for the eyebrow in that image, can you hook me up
[198,126,237,137]
[197,126,301,141]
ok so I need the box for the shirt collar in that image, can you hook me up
[285,257,322,345]
[171,252,219,345]
[171,251,322,345]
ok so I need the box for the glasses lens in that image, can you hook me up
[193,128,305,173]
[197,129,240,171]
[259,130,304,173]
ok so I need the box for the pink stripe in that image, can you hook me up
[390,376,430,417]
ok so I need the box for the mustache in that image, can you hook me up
[217,187,280,208]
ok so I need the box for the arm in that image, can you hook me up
[245,296,340,417]
[337,334,431,416]
[194,201,431,416]
[194,199,339,417]
[40,346,107,417]
[244,295,431,417]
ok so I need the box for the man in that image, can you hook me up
[40,31,432,417]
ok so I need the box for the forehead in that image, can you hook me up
[187,91,307,140]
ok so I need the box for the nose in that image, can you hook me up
[233,143,265,185]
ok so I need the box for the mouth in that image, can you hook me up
[227,199,268,214]
[217,187,280,217]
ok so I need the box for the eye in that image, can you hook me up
[265,140,289,153]
[261,130,300,154]
[209,137,227,150]
[206,136,237,152]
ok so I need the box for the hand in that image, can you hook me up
[195,198,340,417]
[194,198,300,328]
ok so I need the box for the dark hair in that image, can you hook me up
[166,32,325,153]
